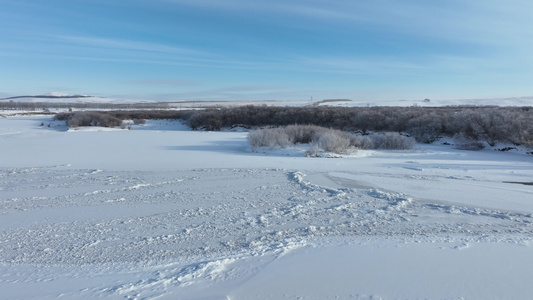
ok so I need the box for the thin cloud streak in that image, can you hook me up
[210,85,294,93]
[124,79,200,87]
[159,0,533,49]
[54,35,204,55]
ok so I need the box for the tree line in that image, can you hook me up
[54,105,533,148]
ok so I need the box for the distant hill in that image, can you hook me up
[0,94,93,101]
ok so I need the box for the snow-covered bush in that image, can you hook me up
[348,134,374,149]
[311,131,351,154]
[248,126,348,152]
[370,132,415,150]
[284,124,328,144]
[247,128,291,149]
[248,125,415,153]
[66,112,123,128]
[248,125,333,149]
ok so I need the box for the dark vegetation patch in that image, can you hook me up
[504,181,533,186]
[497,147,517,152]
[54,110,193,128]
[52,105,533,150]
[58,111,123,128]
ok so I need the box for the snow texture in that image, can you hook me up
[1,115,533,299]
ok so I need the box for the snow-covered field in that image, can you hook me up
[3,94,533,108]
[1,115,533,299]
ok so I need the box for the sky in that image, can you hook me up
[1,0,533,102]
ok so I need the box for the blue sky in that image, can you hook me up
[1,0,533,101]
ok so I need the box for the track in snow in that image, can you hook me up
[1,166,532,298]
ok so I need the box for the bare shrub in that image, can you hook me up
[453,133,485,150]
[447,108,508,146]
[52,106,533,148]
[53,112,70,121]
[351,110,383,133]
[248,125,415,153]
[405,114,442,143]
[311,131,351,154]
[284,125,328,144]
[66,112,122,128]
[248,125,348,152]
[247,128,291,149]
[370,132,415,150]
[133,118,146,125]
[305,143,322,157]
[348,134,374,149]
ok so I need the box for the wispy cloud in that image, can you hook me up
[159,0,533,48]
[211,85,293,93]
[124,79,200,87]
[292,56,426,75]
[125,85,306,101]
[54,35,203,55]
